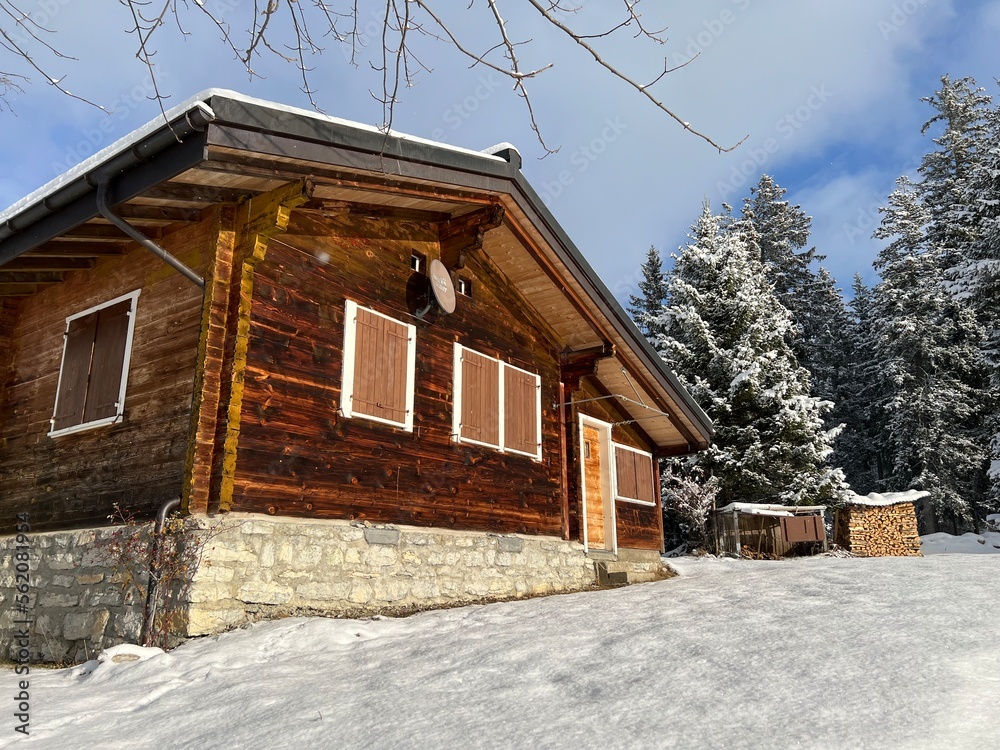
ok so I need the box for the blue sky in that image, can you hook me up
[1,0,998,303]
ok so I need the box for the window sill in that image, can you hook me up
[48,415,123,439]
[453,436,542,463]
[615,497,657,507]
[346,411,413,432]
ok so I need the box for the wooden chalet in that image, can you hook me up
[0,90,712,570]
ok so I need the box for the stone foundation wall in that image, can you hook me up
[186,515,600,635]
[1,514,672,663]
[0,527,147,664]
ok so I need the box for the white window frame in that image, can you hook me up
[612,442,658,507]
[452,343,542,462]
[48,289,141,439]
[341,299,417,432]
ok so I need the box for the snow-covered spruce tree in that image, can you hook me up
[872,177,994,532]
[739,175,817,306]
[627,245,668,339]
[736,175,852,409]
[947,83,1000,364]
[917,76,992,274]
[653,203,848,507]
[833,275,893,494]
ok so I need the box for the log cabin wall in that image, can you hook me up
[570,378,663,551]
[0,218,213,533]
[229,209,567,536]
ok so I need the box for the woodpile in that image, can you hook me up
[834,502,922,557]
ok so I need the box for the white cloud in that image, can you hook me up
[1,0,993,307]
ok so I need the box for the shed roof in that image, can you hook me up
[715,503,827,517]
[0,89,713,452]
[842,490,929,507]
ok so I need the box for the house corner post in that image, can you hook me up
[183,206,236,515]
[213,181,312,513]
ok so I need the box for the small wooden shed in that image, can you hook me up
[714,503,827,558]
[833,491,927,557]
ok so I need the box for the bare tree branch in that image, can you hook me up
[523,0,747,153]
[0,0,746,154]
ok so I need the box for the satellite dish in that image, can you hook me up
[427,258,456,314]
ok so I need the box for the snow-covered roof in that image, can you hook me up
[715,503,826,517]
[0,88,508,227]
[843,489,929,507]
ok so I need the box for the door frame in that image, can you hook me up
[579,414,617,554]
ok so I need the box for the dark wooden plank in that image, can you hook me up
[28,242,130,257]
[0,216,211,534]
[229,213,566,537]
[0,271,67,284]
[0,257,96,271]
[60,224,144,241]
[112,204,204,223]
[141,182,263,205]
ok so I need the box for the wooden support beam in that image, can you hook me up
[559,344,615,392]
[107,204,204,223]
[210,180,313,513]
[0,271,66,284]
[183,206,236,516]
[0,284,37,296]
[438,204,505,269]
[59,224,140,241]
[0,257,96,271]
[27,242,129,257]
[299,199,452,224]
[652,444,699,459]
[142,182,263,205]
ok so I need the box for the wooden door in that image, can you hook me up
[581,421,614,551]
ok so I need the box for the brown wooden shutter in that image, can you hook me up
[352,307,410,425]
[503,365,538,456]
[634,452,656,503]
[460,349,500,445]
[615,447,656,503]
[615,445,638,500]
[52,312,99,432]
[82,300,132,423]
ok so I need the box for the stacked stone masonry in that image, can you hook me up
[1,514,672,663]
[186,515,611,635]
[0,527,147,664]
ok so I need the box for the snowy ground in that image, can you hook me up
[3,555,997,750]
[922,531,1000,554]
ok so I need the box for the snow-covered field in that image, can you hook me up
[4,554,996,750]
[922,531,1000,554]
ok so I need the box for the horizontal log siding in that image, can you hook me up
[230,211,564,536]
[0,219,213,533]
[572,378,662,551]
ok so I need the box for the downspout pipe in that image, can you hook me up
[96,180,205,289]
[141,497,182,647]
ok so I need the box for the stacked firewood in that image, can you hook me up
[835,503,922,557]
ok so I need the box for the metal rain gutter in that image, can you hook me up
[0,102,216,264]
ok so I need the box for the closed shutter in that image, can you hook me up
[82,300,131,423]
[351,306,411,425]
[460,348,500,446]
[615,445,638,500]
[634,451,656,504]
[52,312,99,432]
[503,365,539,457]
[614,445,656,504]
